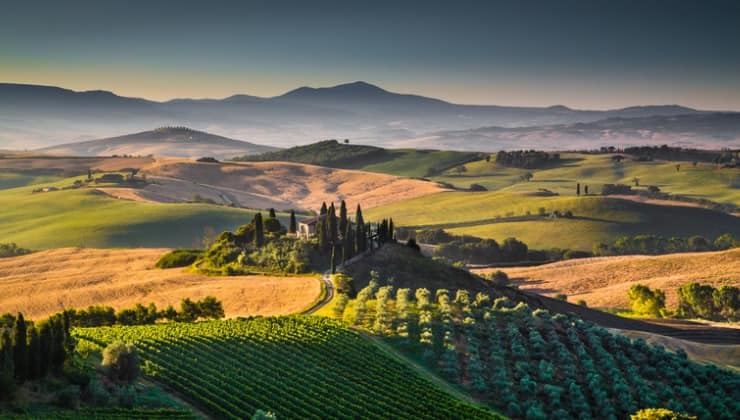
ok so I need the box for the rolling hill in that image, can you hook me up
[237,139,482,177]
[36,127,278,159]
[1,81,728,150]
[0,248,321,320]
[473,248,740,309]
[364,192,740,251]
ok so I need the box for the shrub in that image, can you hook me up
[554,294,567,302]
[0,243,32,258]
[487,270,510,286]
[55,385,81,409]
[102,342,140,384]
[576,299,588,307]
[630,408,697,420]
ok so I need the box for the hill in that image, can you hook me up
[0,248,321,320]
[397,113,740,151]
[430,152,740,207]
[37,127,278,159]
[0,179,267,249]
[1,81,721,150]
[473,248,740,309]
[74,317,499,419]
[364,192,740,250]
[326,285,740,418]
[237,139,482,177]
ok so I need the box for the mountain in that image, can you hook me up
[397,113,740,151]
[36,127,278,159]
[0,81,728,151]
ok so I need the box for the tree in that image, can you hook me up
[501,237,528,262]
[289,210,297,234]
[628,285,666,317]
[0,329,15,398]
[676,283,716,319]
[198,296,225,319]
[26,325,41,380]
[330,246,336,274]
[339,200,348,239]
[584,185,589,194]
[576,183,580,196]
[713,233,737,250]
[13,313,28,382]
[253,213,265,247]
[355,204,366,253]
[252,409,278,419]
[268,208,276,218]
[713,285,739,321]
[179,298,202,322]
[342,222,354,264]
[320,202,327,215]
[328,203,338,243]
[520,172,533,182]
[102,342,140,384]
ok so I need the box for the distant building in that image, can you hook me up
[298,216,322,240]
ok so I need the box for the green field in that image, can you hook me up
[357,149,481,177]
[0,170,63,189]
[432,153,740,206]
[74,316,499,419]
[328,285,740,419]
[365,192,740,250]
[0,178,273,249]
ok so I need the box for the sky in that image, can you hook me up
[1,0,739,110]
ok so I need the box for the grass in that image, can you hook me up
[365,191,740,250]
[0,176,282,249]
[0,247,322,319]
[0,170,63,189]
[357,149,481,177]
[432,153,740,205]
[474,248,740,310]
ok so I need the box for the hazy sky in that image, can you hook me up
[2,0,739,110]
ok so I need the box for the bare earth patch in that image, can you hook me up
[98,158,448,211]
[0,248,321,319]
[473,248,740,309]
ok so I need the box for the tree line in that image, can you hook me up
[628,283,738,321]
[65,296,225,327]
[594,233,738,256]
[494,150,560,169]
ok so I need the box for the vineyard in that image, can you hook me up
[9,408,197,419]
[333,283,740,419]
[73,316,500,419]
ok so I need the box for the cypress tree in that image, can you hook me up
[389,218,394,242]
[0,329,14,394]
[330,246,336,274]
[343,222,354,263]
[320,202,328,215]
[576,183,581,196]
[50,316,65,371]
[253,213,264,247]
[26,325,41,380]
[38,322,52,376]
[328,203,338,243]
[289,210,297,234]
[12,313,27,382]
[268,208,276,218]
[318,217,328,253]
[339,200,348,239]
[355,205,365,252]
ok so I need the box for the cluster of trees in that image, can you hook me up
[495,150,560,169]
[0,242,31,258]
[234,139,387,167]
[64,297,225,327]
[623,145,739,166]
[601,183,635,195]
[627,283,738,321]
[415,229,590,265]
[0,312,73,396]
[594,233,738,256]
[676,283,739,321]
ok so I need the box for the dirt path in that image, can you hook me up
[304,270,334,314]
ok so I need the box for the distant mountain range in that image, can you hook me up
[1,81,738,151]
[37,127,278,159]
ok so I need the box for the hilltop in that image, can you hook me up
[474,248,740,309]
[2,81,726,150]
[238,139,482,177]
[36,127,278,159]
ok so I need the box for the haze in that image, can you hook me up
[2,0,740,110]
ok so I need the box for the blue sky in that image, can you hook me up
[1,0,739,109]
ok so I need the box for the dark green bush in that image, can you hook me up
[155,249,203,269]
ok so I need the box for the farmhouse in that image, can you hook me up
[297,216,321,240]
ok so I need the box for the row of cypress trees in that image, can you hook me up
[1,312,72,394]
